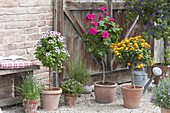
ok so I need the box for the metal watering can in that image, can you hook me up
[141,67,162,94]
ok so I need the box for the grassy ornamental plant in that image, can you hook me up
[34,31,70,89]
[82,6,122,83]
[66,59,90,85]
[17,76,43,100]
[110,36,152,87]
[152,77,170,109]
[62,78,84,96]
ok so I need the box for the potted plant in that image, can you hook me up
[61,78,84,107]
[82,6,122,103]
[111,35,152,108]
[125,0,170,85]
[66,58,91,86]
[152,76,170,113]
[34,31,70,110]
[17,76,43,113]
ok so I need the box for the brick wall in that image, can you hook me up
[0,0,54,78]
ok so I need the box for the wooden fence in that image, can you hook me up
[56,0,141,73]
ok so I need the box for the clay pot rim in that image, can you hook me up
[42,87,62,94]
[121,84,144,90]
[94,81,117,88]
[23,99,40,104]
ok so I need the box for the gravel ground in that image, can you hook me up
[2,84,160,113]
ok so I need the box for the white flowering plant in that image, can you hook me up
[62,78,84,96]
[34,31,70,89]
[152,76,170,109]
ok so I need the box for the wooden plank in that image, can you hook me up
[64,1,125,10]
[64,10,83,37]
[64,1,106,10]
[91,68,131,84]
[0,65,40,76]
[57,0,64,34]
[0,96,22,107]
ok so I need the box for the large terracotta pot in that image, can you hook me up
[64,94,78,107]
[121,85,144,109]
[94,81,117,103]
[161,108,170,113]
[41,87,62,110]
[23,99,39,113]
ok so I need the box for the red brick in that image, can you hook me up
[46,20,53,26]
[27,34,41,41]
[18,14,38,21]
[0,8,6,14]
[19,0,39,7]
[28,7,47,14]
[4,15,18,22]
[6,7,27,15]
[38,21,46,27]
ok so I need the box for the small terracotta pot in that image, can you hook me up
[41,87,62,110]
[64,94,78,107]
[161,108,170,113]
[94,81,117,103]
[23,99,39,113]
[121,85,144,109]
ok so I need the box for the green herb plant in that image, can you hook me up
[17,76,43,100]
[66,58,90,85]
[152,76,170,109]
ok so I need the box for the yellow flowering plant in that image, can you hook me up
[110,36,152,87]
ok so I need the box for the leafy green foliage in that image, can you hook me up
[125,0,170,40]
[82,6,122,59]
[17,77,44,100]
[34,31,69,72]
[66,59,90,85]
[152,77,170,109]
[62,78,84,96]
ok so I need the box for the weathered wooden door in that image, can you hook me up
[56,0,131,73]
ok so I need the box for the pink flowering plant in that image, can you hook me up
[34,31,70,89]
[82,6,122,83]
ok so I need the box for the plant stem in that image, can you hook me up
[49,67,52,90]
[131,63,135,88]
[102,59,106,84]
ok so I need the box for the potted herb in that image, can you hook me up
[82,6,122,103]
[34,31,69,110]
[66,58,90,85]
[17,76,43,113]
[152,76,170,113]
[111,35,152,108]
[62,78,84,107]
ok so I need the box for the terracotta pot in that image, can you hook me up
[121,85,144,109]
[94,81,117,103]
[161,108,170,113]
[23,99,39,113]
[41,87,62,110]
[64,94,78,107]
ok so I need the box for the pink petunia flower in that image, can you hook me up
[85,13,96,23]
[92,21,98,26]
[100,6,107,12]
[109,18,114,22]
[88,27,98,35]
[102,31,109,38]
[81,29,85,34]
[98,12,104,20]
[105,12,109,16]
